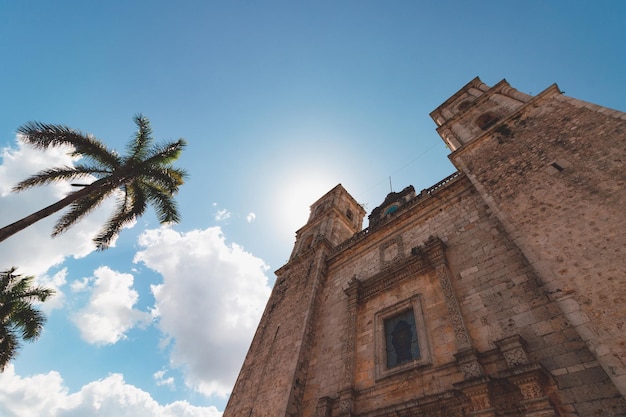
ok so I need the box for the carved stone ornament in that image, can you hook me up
[434,266,472,348]
[342,277,359,387]
[315,396,333,417]
[455,349,485,380]
[379,236,404,269]
[470,392,492,411]
[460,360,484,380]
[503,347,529,368]
[339,400,351,412]
[507,368,559,416]
[416,237,474,351]
[355,254,428,303]
[336,388,355,417]
[495,335,530,369]
[519,381,543,400]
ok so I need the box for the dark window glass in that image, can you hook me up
[384,309,420,368]
[476,112,500,130]
[384,205,398,215]
[457,101,472,112]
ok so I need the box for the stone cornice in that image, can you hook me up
[345,236,446,304]
[348,252,431,304]
[327,172,465,268]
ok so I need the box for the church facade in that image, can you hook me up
[223,78,626,416]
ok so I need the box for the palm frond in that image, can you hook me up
[51,188,116,236]
[0,268,53,369]
[17,122,122,169]
[0,271,53,303]
[139,166,187,194]
[126,114,153,162]
[0,267,16,292]
[93,183,147,250]
[0,329,19,370]
[71,164,114,177]
[143,182,181,224]
[4,273,30,298]
[18,287,55,302]
[143,138,187,167]
[12,165,112,192]
[11,305,46,340]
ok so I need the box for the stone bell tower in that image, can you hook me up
[431,77,626,398]
[430,77,534,151]
[223,184,365,417]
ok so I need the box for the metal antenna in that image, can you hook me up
[389,176,393,193]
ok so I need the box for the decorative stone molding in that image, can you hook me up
[336,388,355,417]
[455,348,485,380]
[342,277,360,389]
[455,380,495,417]
[519,380,543,400]
[352,251,429,303]
[422,237,472,350]
[508,367,558,417]
[460,361,484,380]
[504,348,529,369]
[469,389,492,413]
[355,389,470,417]
[315,396,333,417]
[448,335,560,417]
[379,236,404,269]
[495,335,530,369]
[422,235,447,266]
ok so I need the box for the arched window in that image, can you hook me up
[384,205,399,215]
[475,112,500,130]
[457,101,472,112]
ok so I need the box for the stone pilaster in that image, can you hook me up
[339,276,360,413]
[423,237,472,351]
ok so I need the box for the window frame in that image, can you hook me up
[374,295,432,380]
[475,112,500,131]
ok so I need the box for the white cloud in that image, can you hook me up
[153,369,175,389]
[246,212,256,223]
[37,268,68,313]
[0,140,117,277]
[70,276,91,292]
[214,208,231,222]
[71,266,151,345]
[0,365,221,417]
[134,227,271,397]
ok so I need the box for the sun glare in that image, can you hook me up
[275,172,339,237]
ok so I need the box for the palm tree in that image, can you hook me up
[0,267,54,370]
[0,115,187,250]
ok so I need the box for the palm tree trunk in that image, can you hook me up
[0,178,115,244]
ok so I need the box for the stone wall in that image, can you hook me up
[451,90,626,402]
[298,175,625,416]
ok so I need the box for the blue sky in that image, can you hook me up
[0,1,625,416]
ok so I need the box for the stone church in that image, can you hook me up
[223,78,626,416]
